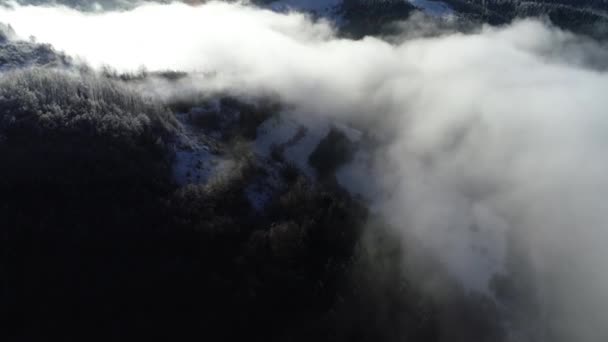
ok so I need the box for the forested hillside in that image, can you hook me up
[440,0,608,37]
[0,40,505,341]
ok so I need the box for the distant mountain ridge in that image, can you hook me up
[439,0,608,38]
[254,0,608,39]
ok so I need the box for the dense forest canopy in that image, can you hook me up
[0,35,508,342]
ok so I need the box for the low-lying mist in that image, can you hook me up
[2,1,608,340]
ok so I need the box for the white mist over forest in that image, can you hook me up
[2,1,608,340]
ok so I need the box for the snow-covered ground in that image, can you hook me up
[255,112,330,178]
[253,110,390,208]
[255,115,302,158]
[172,112,229,186]
[174,104,505,295]
[335,150,378,201]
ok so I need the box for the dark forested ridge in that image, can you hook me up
[0,66,368,340]
[439,0,608,38]
[255,0,608,39]
[0,47,507,341]
[339,0,417,38]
